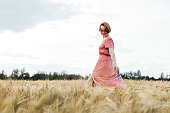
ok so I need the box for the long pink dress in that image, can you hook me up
[92,36,127,89]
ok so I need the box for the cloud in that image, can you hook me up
[0,51,38,59]
[0,0,77,32]
[116,52,170,78]
[0,0,170,78]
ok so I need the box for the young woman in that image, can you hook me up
[87,22,127,89]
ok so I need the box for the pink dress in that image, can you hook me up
[92,36,127,89]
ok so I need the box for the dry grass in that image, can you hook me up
[0,79,169,113]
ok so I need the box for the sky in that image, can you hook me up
[0,0,170,78]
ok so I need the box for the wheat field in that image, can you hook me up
[0,79,169,113]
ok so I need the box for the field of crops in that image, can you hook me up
[0,79,169,113]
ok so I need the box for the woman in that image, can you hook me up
[87,22,127,89]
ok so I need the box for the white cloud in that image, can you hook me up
[0,0,170,78]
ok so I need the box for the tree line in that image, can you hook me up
[119,70,170,81]
[0,68,83,80]
[0,68,169,81]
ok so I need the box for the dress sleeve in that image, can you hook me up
[104,37,114,48]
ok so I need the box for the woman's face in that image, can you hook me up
[100,25,108,37]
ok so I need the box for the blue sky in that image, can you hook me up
[0,0,170,78]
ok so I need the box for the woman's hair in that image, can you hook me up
[99,22,111,33]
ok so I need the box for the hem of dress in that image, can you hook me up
[92,76,102,86]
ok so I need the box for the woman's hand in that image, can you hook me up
[114,64,119,75]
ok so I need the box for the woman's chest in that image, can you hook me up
[99,41,105,49]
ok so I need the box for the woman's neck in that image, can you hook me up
[103,35,109,40]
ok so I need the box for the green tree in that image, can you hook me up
[10,69,19,80]
[160,72,164,79]
[137,70,141,77]
[0,70,7,79]
[18,68,25,80]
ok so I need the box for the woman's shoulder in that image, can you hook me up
[105,36,113,42]
[104,36,114,48]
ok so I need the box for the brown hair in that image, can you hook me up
[99,22,111,33]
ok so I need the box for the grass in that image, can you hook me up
[0,79,169,113]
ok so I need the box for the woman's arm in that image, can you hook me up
[109,48,119,73]
[109,48,117,67]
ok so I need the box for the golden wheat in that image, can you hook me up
[0,79,169,113]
